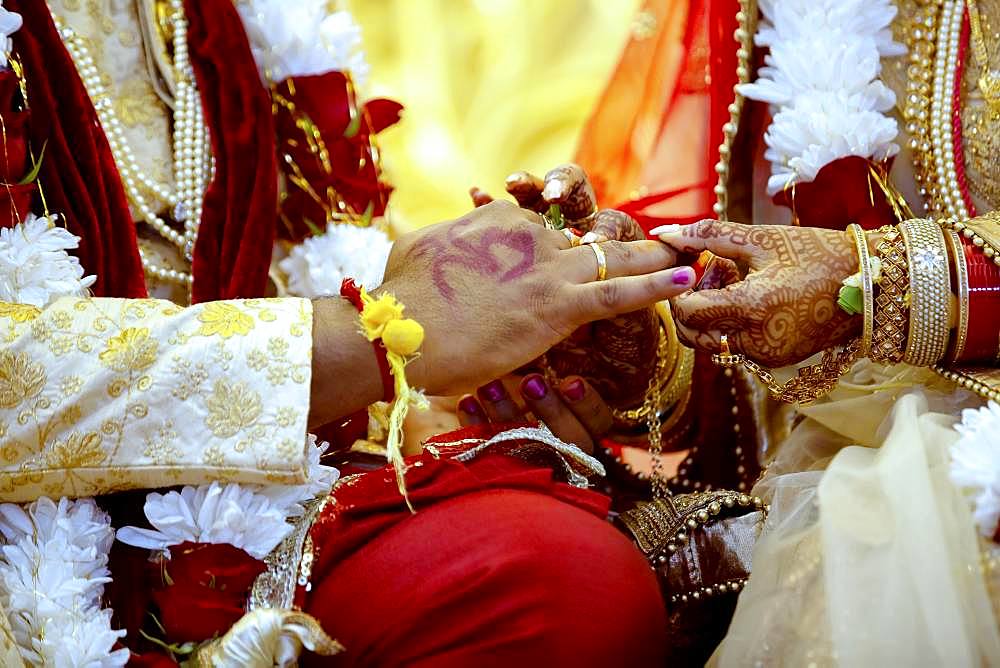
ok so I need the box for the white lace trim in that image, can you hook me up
[738,0,906,195]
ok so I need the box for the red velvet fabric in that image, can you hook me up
[185,0,278,303]
[8,1,146,298]
[303,453,667,667]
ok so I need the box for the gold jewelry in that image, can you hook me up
[715,339,861,405]
[712,334,745,367]
[944,227,970,363]
[941,213,1000,268]
[872,227,910,363]
[561,228,581,247]
[589,242,608,281]
[848,224,875,357]
[899,218,951,366]
[967,0,1000,112]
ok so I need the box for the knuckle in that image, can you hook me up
[596,281,623,310]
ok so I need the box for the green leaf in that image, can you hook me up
[546,203,566,230]
[837,286,863,315]
[17,140,46,185]
[344,111,362,139]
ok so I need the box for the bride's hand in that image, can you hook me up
[456,375,614,454]
[471,164,661,409]
[654,219,860,367]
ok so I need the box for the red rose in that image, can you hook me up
[150,542,266,644]
[272,71,402,242]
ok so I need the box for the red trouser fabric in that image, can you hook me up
[303,454,667,666]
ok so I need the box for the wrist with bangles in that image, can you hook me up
[713,214,1000,403]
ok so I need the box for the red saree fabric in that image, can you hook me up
[185,0,278,302]
[303,452,667,667]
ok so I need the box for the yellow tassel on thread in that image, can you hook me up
[357,289,427,510]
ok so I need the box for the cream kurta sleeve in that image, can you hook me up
[0,296,314,502]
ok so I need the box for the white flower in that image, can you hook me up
[280,222,392,297]
[0,3,22,70]
[0,214,96,307]
[116,482,294,560]
[738,0,905,194]
[237,0,369,84]
[0,497,126,666]
[117,436,339,559]
[951,401,1000,537]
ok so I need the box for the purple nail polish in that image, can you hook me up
[520,374,548,401]
[458,396,484,417]
[478,380,508,403]
[562,378,585,402]
[673,267,694,286]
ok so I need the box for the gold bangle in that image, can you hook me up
[872,226,909,363]
[899,218,951,366]
[847,224,874,357]
[943,227,970,363]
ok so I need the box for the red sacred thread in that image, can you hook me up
[340,277,396,402]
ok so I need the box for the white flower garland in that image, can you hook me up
[951,401,1000,538]
[0,214,96,307]
[0,497,128,667]
[0,1,21,70]
[236,0,369,85]
[117,436,339,560]
[279,222,392,297]
[738,0,906,195]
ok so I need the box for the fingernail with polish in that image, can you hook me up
[478,380,507,403]
[458,395,485,417]
[562,378,585,402]
[580,231,602,245]
[542,179,567,201]
[672,267,695,286]
[520,374,548,401]
[649,224,681,236]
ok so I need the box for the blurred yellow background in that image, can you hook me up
[346,0,642,230]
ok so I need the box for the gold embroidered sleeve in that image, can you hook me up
[0,296,313,501]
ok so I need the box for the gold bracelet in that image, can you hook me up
[847,224,875,357]
[943,227,970,363]
[899,218,951,366]
[872,226,909,363]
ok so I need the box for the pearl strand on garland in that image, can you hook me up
[55,0,213,287]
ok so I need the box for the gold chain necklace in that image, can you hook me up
[967,0,1000,112]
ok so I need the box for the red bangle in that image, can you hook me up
[340,278,396,402]
[961,240,1000,363]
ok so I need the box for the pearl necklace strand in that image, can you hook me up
[930,0,971,220]
[55,0,213,287]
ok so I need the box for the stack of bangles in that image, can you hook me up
[714,215,1000,404]
[841,217,1000,368]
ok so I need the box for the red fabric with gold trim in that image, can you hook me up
[962,239,1000,362]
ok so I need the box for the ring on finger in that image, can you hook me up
[561,228,581,247]
[588,242,608,281]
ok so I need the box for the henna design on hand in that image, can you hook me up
[671,221,860,367]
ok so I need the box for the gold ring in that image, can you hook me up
[589,242,607,281]
[562,228,581,247]
[711,334,745,367]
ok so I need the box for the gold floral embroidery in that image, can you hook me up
[205,378,262,438]
[197,303,255,339]
[45,432,106,469]
[0,350,46,408]
[0,302,40,323]
[99,327,158,372]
